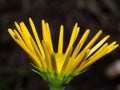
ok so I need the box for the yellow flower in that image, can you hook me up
[8,18,119,86]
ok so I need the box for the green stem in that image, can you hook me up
[49,84,65,90]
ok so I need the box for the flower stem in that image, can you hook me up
[49,84,65,90]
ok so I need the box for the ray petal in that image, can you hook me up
[58,25,64,54]
[29,18,45,58]
[72,29,90,58]
[87,35,110,57]
[65,23,80,55]
[84,30,102,49]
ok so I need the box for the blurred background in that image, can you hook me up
[0,0,120,90]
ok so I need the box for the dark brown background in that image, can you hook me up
[0,0,120,90]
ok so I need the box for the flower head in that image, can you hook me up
[8,18,119,86]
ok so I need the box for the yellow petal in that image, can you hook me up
[70,49,90,74]
[79,43,108,72]
[14,22,22,34]
[72,29,90,58]
[65,23,80,55]
[61,47,73,73]
[58,25,64,54]
[84,30,102,49]
[51,53,57,72]
[74,43,108,75]
[19,22,34,52]
[29,18,45,58]
[42,20,47,41]
[42,40,53,71]
[30,37,46,69]
[8,29,27,50]
[8,28,17,40]
[106,43,119,54]
[8,29,41,67]
[45,23,54,52]
[41,20,53,52]
[63,56,74,74]
[87,35,110,57]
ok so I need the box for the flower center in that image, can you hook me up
[55,53,66,73]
